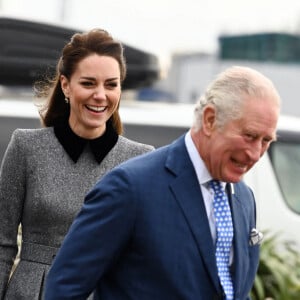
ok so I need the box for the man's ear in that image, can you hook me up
[202,105,217,136]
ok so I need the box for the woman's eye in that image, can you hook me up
[107,82,118,88]
[81,81,93,86]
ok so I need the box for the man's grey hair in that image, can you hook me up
[192,66,281,131]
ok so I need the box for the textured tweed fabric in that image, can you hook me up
[0,127,153,299]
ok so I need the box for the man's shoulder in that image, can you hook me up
[233,181,256,209]
[112,136,186,178]
[234,180,253,194]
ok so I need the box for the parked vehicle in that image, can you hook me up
[1,98,300,247]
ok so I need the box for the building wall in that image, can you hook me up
[163,53,300,117]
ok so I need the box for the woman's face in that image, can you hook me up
[61,54,121,139]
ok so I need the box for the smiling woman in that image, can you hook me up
[0,27,154,300]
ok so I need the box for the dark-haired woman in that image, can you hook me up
[0,28,154,299]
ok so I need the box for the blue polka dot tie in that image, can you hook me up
[210,180,234,300]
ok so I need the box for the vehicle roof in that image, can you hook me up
[0,97,299,132]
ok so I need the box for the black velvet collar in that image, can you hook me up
[54,118,118,164]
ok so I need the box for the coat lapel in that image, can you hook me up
[229,184,248,297]
[166,136,220,292]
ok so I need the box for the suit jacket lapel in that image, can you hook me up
[166,135,220,292]
[229,184,248,296]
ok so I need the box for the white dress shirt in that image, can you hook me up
[184,131,231,249]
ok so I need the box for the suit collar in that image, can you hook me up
[229,182,252,297]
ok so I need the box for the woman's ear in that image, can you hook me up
[60,75,69,97]
[202,105,217,136]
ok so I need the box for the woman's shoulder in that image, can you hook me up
[12,127,53,140]
[110,136,154,161]
[3,128,55,162]
[9,127,56,150]
[117,135,154,152]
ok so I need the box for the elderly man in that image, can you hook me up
[45,66,280,300]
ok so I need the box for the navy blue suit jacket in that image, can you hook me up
[45,134,260,300]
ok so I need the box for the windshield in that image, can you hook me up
[269,130,300,214]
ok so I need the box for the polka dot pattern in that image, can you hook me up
[210,180,234,300]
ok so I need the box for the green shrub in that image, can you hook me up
[251,231,300,300]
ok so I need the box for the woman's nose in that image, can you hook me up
[93,85,106,99]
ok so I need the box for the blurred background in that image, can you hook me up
[1,0,300,116]
[1,2,300,298]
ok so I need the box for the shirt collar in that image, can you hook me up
[54,118,118,164]
[184,131,227,189]
[185,130,212,185]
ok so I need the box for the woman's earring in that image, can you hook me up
[65,97,69,104]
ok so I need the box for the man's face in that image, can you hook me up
[205,97,279,183]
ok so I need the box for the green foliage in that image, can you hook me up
[251,232,300,300]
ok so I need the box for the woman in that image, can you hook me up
[0,28,154,299]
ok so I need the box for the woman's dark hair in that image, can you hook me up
[36,29,126,134]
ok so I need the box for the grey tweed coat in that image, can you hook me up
[0,127,154,300]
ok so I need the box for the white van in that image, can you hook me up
[1,98,300,247]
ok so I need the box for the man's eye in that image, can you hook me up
[263,138,272,144]
[245,133,254,139]
[244,133,257,141]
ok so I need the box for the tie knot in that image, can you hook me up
[209,180,223,192]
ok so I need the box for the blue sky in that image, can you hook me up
[2,0,300,68]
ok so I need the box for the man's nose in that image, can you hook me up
[247,142,264,162]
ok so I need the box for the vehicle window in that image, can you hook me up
[269,133,300,214]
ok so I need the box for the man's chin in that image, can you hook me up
[224,173,244,183]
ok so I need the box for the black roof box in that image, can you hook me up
[0,17,160,89]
